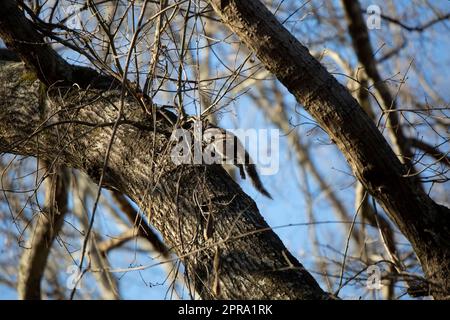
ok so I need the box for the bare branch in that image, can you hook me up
[408,137,450,168]
[0,0,117,88]
[17,163,70,300]
[342,0,416,171]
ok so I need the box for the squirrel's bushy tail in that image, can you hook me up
[244,164,272,199]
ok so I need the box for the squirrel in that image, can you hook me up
[132,104,273,199]
[203,124,272,199]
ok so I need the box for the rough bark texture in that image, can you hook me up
[0,62,330,300]
[112,191,170,257]
[206,0,450,299]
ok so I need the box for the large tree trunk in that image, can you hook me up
[0,62,331,300]
[206,0,450,299]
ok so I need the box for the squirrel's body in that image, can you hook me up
[203,124,272,199]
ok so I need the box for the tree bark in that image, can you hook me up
[206,0,450,299]
[0,62,331,300]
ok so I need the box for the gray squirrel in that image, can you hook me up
[202,123,272,199]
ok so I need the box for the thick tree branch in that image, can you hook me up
[0,62,330,300]
[206,0,450,299]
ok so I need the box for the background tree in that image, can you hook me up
[0,0,448,299]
